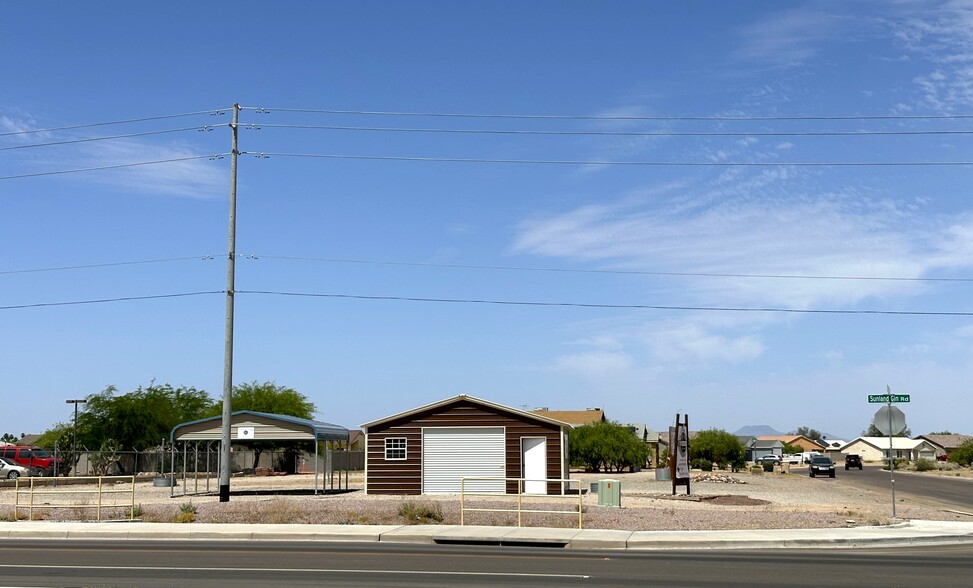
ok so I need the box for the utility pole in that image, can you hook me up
[219,103,240,503]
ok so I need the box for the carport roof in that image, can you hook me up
[170,410,349,443]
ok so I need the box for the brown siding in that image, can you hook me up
[365,399,565,495]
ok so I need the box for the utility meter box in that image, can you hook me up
[597,479,621,508]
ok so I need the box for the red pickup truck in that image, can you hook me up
[0,446,63,476]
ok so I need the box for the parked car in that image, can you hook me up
[755,454,781,465]
[937,454,950,462]
[0,456,28,479]
[845,454,863,470]
[800,451,823,464]
[0,446,62,476]
[783,454,803,465]
[809,455,836,478]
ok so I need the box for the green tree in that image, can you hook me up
[74,383,215,451]
[205,381,317,471]
[569,421,649,473]
[781,442,802,455]
[861,423,912,437]
[794,426,823,442]
[691,429,746,471]
[948,439,973,466]
[1,432,22,444]
[214,381,316,419]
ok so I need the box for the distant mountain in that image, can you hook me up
[734,425,784,437]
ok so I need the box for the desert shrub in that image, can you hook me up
[948,439,973,466]
[914,458,935,472]
[397,500,443,525]
[691,458,713,471]
[762,462,775,472]
[171,502,197,523]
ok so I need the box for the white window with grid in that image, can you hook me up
[385,437,407,460]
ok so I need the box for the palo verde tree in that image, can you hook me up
[691,429,746,471]
[205,381,317,471]
[569,421,648,473]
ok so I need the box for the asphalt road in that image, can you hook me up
[836,464,973,512]
[2,540,972,587]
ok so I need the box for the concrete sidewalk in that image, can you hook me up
[1,520,972,550]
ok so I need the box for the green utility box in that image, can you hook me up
[597,479,621,507]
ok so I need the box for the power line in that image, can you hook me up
[244,152,973,167]
[0,291,223,311]
[0,255,218,276]
[250,254,973,283]
[0,126,220,152]
[241,106,973,122]
[0,108,230,138]
[237,289,973,316]
[0,154,228,181]
[243,123,973,138]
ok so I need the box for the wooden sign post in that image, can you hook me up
[670,413,691,496]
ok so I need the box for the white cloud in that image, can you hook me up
[552,350,633,376]
[73,139,225,199]
[734,8,855,66]
[644,322,764,364]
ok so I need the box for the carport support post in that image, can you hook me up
[219,102,240,503]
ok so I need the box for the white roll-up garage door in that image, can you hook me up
[422,427,505,494]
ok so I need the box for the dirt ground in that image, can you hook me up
[2,464,971,531]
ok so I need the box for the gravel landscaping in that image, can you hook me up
[3,467,971,531]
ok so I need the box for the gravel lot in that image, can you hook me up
[3,466,971,531]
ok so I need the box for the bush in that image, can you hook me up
[948,439,973,466]
[762,462,774,472]
[691,458,713,472]
[691,429,746,471]
[914,458,935,472]
[397,501,443,525]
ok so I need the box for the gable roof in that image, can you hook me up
[361,394,573,431]
[840,436,929,451]
[532,408,605,426]
[915,434,972,450]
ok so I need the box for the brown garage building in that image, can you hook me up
[361,395,572,495]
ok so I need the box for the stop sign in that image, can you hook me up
[873,405,907,436]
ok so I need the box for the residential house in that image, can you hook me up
[914,434,972,459]
[840,437,940,462]
[757,435,826,453]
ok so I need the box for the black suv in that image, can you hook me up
[845,454,863,470]
[809,455,836,478]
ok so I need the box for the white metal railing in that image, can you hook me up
[459,477,584,529]
[13,476,137,522]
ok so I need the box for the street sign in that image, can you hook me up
[868,394,910,403]
[873,405,907,436]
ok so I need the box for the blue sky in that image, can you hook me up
[3,1,973,441]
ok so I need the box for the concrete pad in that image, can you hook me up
[251,524,395,542]
[568,529,632,549]
[379,524,444,544]
[500,526,581,545]
[423,524,518,543]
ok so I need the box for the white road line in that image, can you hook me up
[0,563,590,579]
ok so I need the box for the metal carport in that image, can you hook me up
[170,410,349,496]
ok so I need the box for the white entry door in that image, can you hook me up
[522,437,547,494]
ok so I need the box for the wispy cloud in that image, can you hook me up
[2,110,225,198]
[734,7,857,67]
[887,1,973,112]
